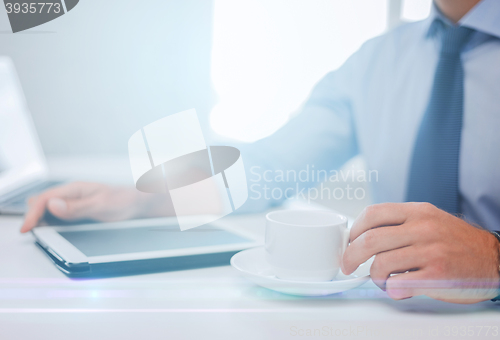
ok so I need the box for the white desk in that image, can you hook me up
[0,157,498,340]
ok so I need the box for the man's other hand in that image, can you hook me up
[342,202,500,304]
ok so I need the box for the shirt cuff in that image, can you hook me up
[490,231,500,302]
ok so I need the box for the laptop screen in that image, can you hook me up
[0,57,47,198]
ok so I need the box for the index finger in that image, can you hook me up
[20,183,84,233]
[350,203,413,242]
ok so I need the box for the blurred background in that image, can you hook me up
[0,0,432,155]
[0,0,432,215]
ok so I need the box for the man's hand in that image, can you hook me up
[20,182,170,233]
[342,202,500,304]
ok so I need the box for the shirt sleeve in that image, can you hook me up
[236,49,362,213]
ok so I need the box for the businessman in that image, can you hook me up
[21,0,500,304]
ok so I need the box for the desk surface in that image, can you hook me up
[1,213,499,340]
[0,157,498,340]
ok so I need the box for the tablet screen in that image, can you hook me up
[58,224,251,257]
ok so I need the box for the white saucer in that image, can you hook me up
[231,247,372,297]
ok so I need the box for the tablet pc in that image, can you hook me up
[32,216,261,278]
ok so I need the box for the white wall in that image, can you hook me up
[0,0,214,155]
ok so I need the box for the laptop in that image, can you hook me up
[0,57,60,215]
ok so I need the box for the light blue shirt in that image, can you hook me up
[239,0,500,230]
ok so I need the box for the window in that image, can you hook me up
[210,0,433,142]
[210,0,387,142]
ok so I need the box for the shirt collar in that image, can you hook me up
[425,0,500,39]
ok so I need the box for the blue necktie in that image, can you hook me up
[406,23,474,214]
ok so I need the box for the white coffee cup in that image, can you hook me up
[265,210,350,282]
